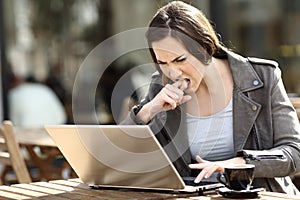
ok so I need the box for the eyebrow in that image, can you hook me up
[156,54,186,64]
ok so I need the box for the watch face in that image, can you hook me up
[133,105,143,114]
[131,105,146,125]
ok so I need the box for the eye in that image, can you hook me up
[175,57,187,63]
[156,60,167,65]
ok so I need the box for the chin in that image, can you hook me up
[184,87,194,94]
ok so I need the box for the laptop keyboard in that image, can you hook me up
[182,177,218,186]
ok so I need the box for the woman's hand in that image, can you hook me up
[151,79,191,111]
[189,155,246,183]
[137,79,191,123]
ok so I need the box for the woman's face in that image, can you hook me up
[152,36,206,94]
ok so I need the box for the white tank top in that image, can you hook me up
[186,98,234,161]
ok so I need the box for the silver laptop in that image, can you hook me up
[44,125,222,192]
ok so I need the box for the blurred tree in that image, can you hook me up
[28,0,113,124]
[31,0,75,36]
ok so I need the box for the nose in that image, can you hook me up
[168,66,182,79]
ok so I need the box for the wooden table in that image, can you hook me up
[290,97,300,119]
[13,128,73,181]
[0,178,298,200]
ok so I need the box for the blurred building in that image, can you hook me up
[0,0,300,124]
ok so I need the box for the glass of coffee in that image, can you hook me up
[217,164,255,191]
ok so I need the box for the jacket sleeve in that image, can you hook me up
[238,66,300,178]
[120,72,162,126]
[120,100,149,125]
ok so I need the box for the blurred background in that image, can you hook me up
[0,0,300,125]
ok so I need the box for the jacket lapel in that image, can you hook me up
[226,51,263,152]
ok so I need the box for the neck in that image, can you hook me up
[198,58,229,96]
[187,57,233,116]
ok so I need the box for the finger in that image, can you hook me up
[172,80,183,88]
[179,95,192,104]
[188,163,204,169]
[160,82,191,110]
[189,156,207,169]
[178,79,189,91]
[161,93,177,110]
[163,86,181,101]
[173,79,189,91]
[194,169,208,183]
[204,165,219,179]
[165,84,184,97]
[196,155,208,163]
[165,85,184,104]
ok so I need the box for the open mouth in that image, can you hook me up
[184,78,190,85]
[175,78,190,84]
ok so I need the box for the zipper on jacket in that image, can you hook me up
[252,125,260,149]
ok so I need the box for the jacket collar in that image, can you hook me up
[225,50,263,152]
[226,50,264,92]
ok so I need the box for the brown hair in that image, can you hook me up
[146,1,225,69]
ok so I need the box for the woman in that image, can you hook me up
[122,1,300,195]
